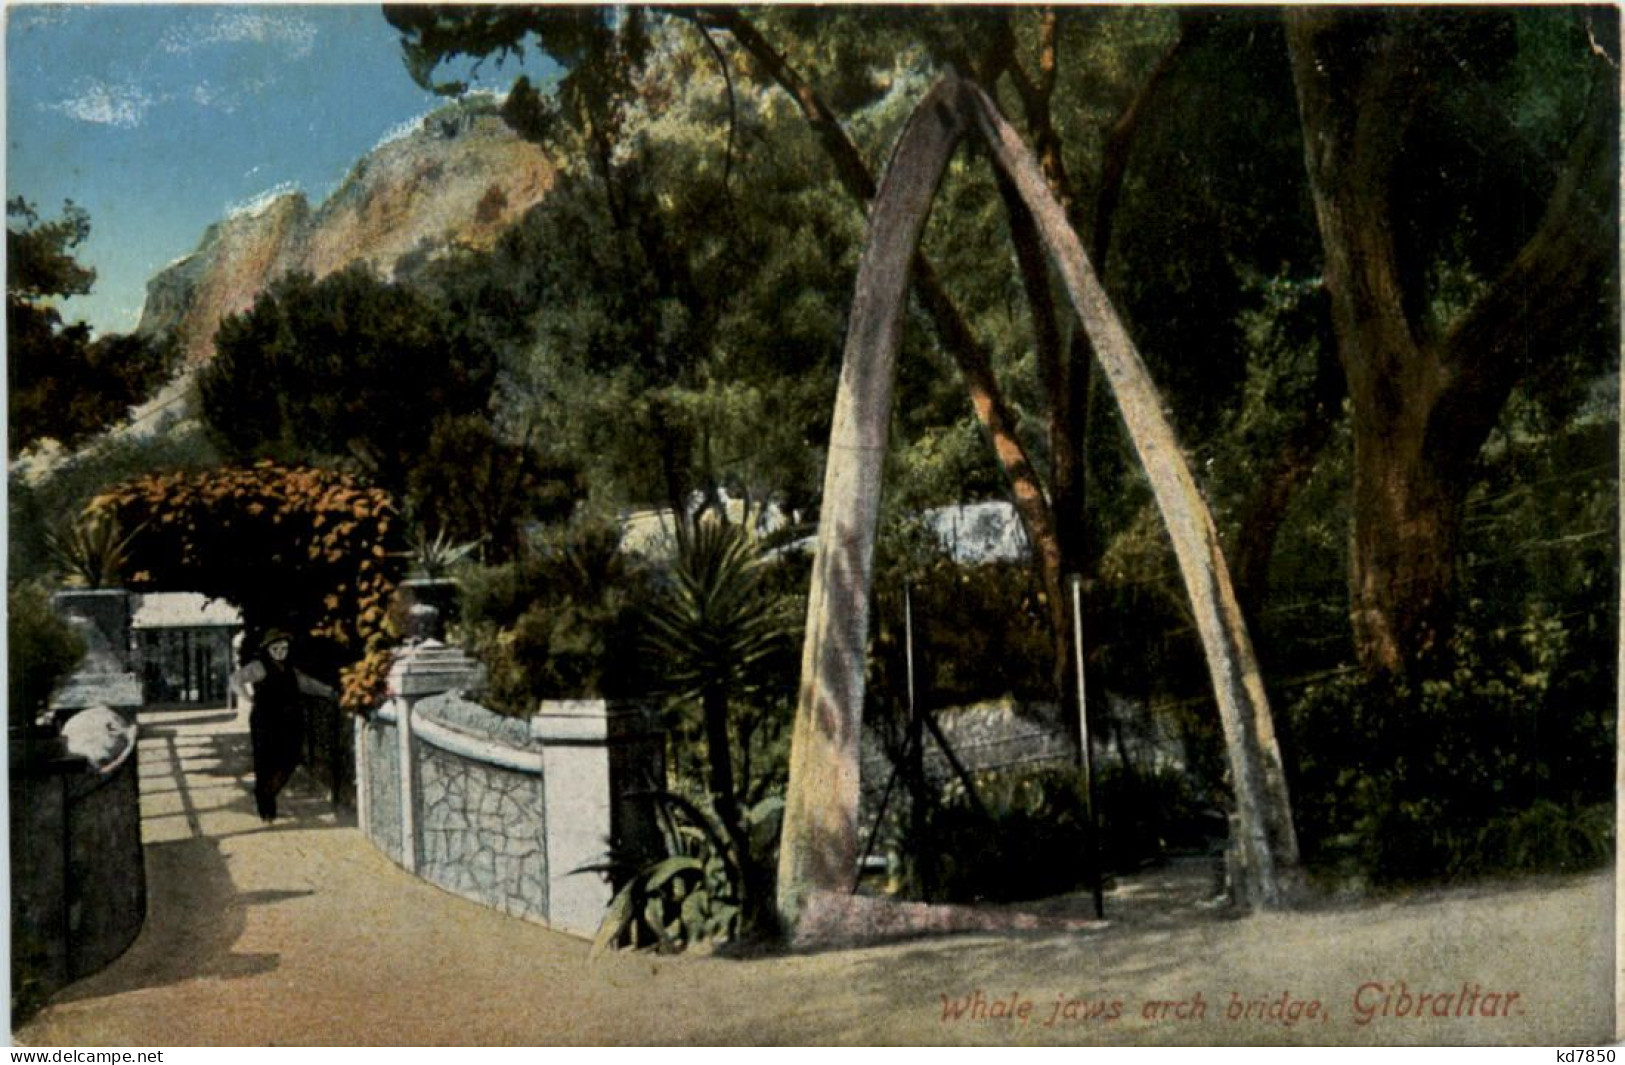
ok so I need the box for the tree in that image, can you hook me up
[394,9,863,525]
[405,414,582,562]
[7,198,176,452]
[1284,8,1618,677]
[198,264,500,500]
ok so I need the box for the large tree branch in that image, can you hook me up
[684,4,1065,608]
[1285,10,1431,402]
[1427,52,1618,474]
[1092,13,1210,268]
[1004,9,1077,226]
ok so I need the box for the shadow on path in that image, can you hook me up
[51,839,306,1003]
[49,706,344,1003]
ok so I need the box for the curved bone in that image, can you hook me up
[778,75,1299,933]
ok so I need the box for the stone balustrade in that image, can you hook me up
[355,640,664,937]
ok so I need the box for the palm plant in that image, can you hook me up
[643,518,795,938]
[45,510,142,588]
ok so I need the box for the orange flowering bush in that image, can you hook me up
[93,461,406,701]
[339,643,399,715]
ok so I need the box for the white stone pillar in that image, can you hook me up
[531,700,615,936]
[354,715,370,838]
[383,640,486,876]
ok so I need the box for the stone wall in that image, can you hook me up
[355,645,662,938]
[418,738,550,922]
[358,715,402,864]
[10,725,146,1006]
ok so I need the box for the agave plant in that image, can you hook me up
[585,789,785,958]
[396,526,482,580]
[644,520,790,700]
[45,510,143,588]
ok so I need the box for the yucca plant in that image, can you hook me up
[644,518,795,939]
[45,510,142,588]
[645,519,789,699]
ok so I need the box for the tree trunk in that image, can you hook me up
[1286,8,1616,677]
[1348,410,1461,674]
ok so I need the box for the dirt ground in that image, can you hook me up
[13,705,1617,1046]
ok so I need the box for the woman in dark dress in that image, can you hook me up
[231,629,334,822]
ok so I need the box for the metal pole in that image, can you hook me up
[1071,574,1103,919]
[904,582,927,881]
[904,583,916,718]
[852,584,921,892]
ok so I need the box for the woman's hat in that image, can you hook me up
[260,628,294,650]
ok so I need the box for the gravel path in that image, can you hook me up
[14,705,1615,1046]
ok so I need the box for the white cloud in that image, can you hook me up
[46,80,154,129]
[12,6,72,33]
[161,11,317,60]
[187,75,277,115]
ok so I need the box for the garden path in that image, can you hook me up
[13,705,1614,1046]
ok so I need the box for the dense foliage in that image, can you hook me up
[378,5,1616,903]
[8,198,177,452]
[93,462,404,680]
[8,582,86,730]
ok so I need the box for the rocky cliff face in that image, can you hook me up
[138,99,555,366]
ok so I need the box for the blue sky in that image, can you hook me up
[7,4,552,336]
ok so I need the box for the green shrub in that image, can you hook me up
[8,582,84,730]
[1285,613,1615,884]
[899,766,1093,904]
[458,516,655,712]
[1472,800,1612,876]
